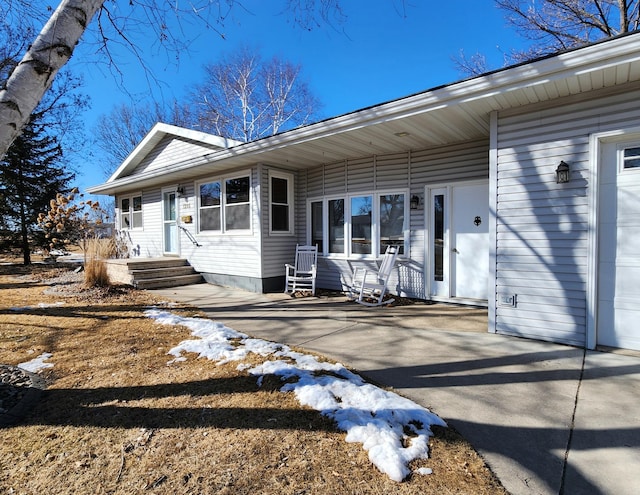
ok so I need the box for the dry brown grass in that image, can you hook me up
[0,264,507,495]
[83,238,117,287]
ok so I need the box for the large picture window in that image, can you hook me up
[119,194,143,230]
[197,173,251,233]
[269,171,294,234]
[310,192,407,257]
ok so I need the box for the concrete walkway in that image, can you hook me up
[150,283,640,495]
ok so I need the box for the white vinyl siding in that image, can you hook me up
[130,135,223,177]
[494,85,640,346]
[116,189,163,258]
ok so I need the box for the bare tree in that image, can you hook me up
[0,0,103,161]
[498,0,640,58]
[455,0,640,76]
[0,0,344,160]
[452,50,493,78]
[190,48,322,142]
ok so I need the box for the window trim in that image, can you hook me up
[196,171,252,235]
[308,190,409,259]
[269,169,295,236]
[118,192,143,231]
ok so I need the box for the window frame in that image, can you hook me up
[119,193,143,231]
[620,144,640,172]
[269,170,295,236]
[197,179,222,233]
[196,171,252,235]
[307,190,409,259]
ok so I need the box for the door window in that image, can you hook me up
[433,194,445,282]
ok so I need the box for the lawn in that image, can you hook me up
[0,263,507,494]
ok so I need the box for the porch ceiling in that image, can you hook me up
[88,32,640,196]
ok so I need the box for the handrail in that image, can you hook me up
[179,225,201,247]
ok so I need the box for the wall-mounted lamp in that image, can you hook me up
[555,161,570,184]
[410,194,421,210]
[176,186,185,197]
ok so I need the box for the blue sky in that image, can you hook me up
[67,0,528,189]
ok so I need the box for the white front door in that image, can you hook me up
[163,190,179,255]
[597,141,640,350]
[428,181,489,302]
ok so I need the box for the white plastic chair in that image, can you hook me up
[284,245,318,295]
[348,245,399,306]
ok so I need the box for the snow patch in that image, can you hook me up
[18,352,54,373]
[146,308,446,482]
[10,302,65,311]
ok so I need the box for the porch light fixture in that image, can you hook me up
[555,161,570,184]
[410,194,421,210]
[394,131,410,138]
[176,186,185,196]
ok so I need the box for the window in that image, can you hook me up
[380,194,405,255]
[328,198,345,254]
[351,195,372,254]
[119,194,142,230]
[225,176,250,230]
[310,192,407,257]
[311,201,323,251]
[199,181,221,231]
[433,194,444,282]
[197,173,251,233]
[131,196,143,229]
[270,171,294,234]
[623,147,640,169]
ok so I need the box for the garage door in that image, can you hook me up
[597,141,640,350]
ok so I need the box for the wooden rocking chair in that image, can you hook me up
[348,245,399,306]
[284,245,318,296]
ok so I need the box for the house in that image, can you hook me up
[88,32,640,352]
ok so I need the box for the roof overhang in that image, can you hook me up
[88,32,640,196]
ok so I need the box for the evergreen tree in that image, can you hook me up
[0,110,74,264]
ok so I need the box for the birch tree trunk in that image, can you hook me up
[0,0,104,160]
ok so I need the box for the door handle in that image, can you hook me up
[452,248,459,254]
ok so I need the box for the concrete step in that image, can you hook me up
[130,266,198,280]
[134,273,203,290]
[104,258,203,289]
[123,258,189,270]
